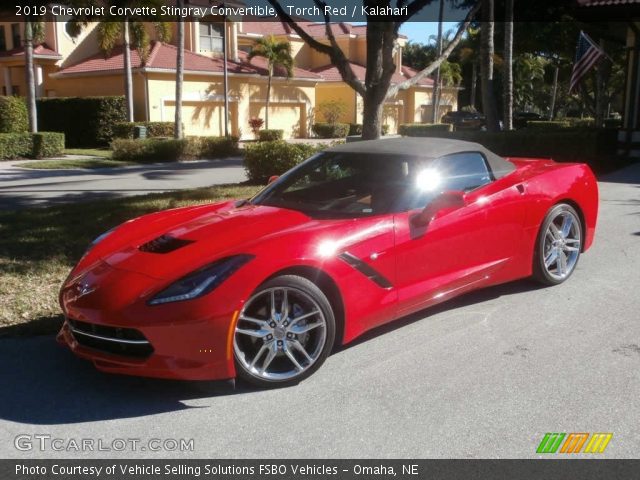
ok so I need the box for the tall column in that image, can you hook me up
[3,67,12,95]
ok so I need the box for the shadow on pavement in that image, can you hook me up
[0,279,545,426]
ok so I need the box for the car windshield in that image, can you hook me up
[250,151,491,219]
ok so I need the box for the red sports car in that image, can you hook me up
[58,138,598,387]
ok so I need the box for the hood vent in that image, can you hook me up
[139,234,194,254]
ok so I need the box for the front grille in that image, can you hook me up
[68,319,154,358]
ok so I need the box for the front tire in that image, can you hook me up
[233,275,336,388]
[533,203,582,285]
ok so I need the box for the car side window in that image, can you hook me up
[435,152,493,192]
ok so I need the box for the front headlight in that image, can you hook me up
[148,255,254,305]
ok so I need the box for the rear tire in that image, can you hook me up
[233,275,335,388]
[533,203,582,286]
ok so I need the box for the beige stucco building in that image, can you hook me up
[0,11,459,139]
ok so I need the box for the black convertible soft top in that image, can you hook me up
[326,137,516,179]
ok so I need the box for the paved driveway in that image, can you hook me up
[0,158,246,210]
[0,164,638,459]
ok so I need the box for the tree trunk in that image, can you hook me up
[470,61,477,109]
[123,19,134,123]
[174,1,184,139]
[480,0,500,131]
[25,21,38,133]
[265,69,272,129]
[549,64,559,120]
[431,0,445,124]
[503,0,513,130]
[361,93,383,140]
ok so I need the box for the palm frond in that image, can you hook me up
[97,22,122,55]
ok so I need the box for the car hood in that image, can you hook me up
[94,201,320,280]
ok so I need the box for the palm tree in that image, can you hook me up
[174,0,184,139]
[96,1,171,122]
[248,36,294,129]
[430,0,445,123]
[503,0,514,130]
[24,19,45,132]
[480,0,500,131]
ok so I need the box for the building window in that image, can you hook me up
[11,24,21,49]
[199,22,223,52]
[0,26,6,51]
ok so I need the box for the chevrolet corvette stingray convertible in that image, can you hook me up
[58,138,598,387]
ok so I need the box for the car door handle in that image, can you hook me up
[516,184,525,194]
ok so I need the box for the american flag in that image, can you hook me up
[569,31,606,93]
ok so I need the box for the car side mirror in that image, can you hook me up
[412,190,466,228]
[267,175,279,185]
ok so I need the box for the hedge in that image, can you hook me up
[244,140,322,182]
[0,97,28,133]
[37,96,127,147]
[348,124,390,136]
[526,121,572,130]
[112,136,238,162]
[113,122,175,139]
[398,123,453,136]
[0,132,65,159]
[393,128,617,171]
[258,129,284,141]
[312,122,350,139]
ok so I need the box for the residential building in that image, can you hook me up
[0,10,459,139]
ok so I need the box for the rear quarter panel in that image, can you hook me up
[509,158,599,275]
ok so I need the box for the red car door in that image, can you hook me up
[393,152,527,318]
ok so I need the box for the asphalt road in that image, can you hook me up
[0,158,247,210]
[0,164,638,459]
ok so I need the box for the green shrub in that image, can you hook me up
[347,124,390,137]
[398,123,453,136]
[317,99,347,124]
[112,138,194,162]
[564,117,595,129]
[312,122,349,138]
[391,129,616,171]
[113,122,176,139]
[0,97,28,133]
[348,123,362,136]
[258,129,284,141]
[193,136,239,158]
[0,132,65,159]
[31,132,65,158]
[525,121,571,130]
[111,136,239,162]
[244,140,322,182]
[37,96,127,147]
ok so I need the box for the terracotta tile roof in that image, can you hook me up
[0,43,61,59]
[240,21,405,39]
[56,41,320,79]
[311,62,434,86]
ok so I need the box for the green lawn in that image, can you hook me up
[64,148,112,158]
[19,158,133,170]
[0,183,261,336]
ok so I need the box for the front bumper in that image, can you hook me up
[58,261,240,381]
[57,315,236,381]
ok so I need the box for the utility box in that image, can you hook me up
[133,126,147,139]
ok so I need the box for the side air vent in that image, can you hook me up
[139,234,193,254]
[338,252,393,289]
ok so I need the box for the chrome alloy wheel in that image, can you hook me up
[542,209,582,280]
[234,287,327,382]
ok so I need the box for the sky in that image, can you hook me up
[400,22,459,43]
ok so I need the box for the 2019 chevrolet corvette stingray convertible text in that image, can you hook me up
[58,138,598,387]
